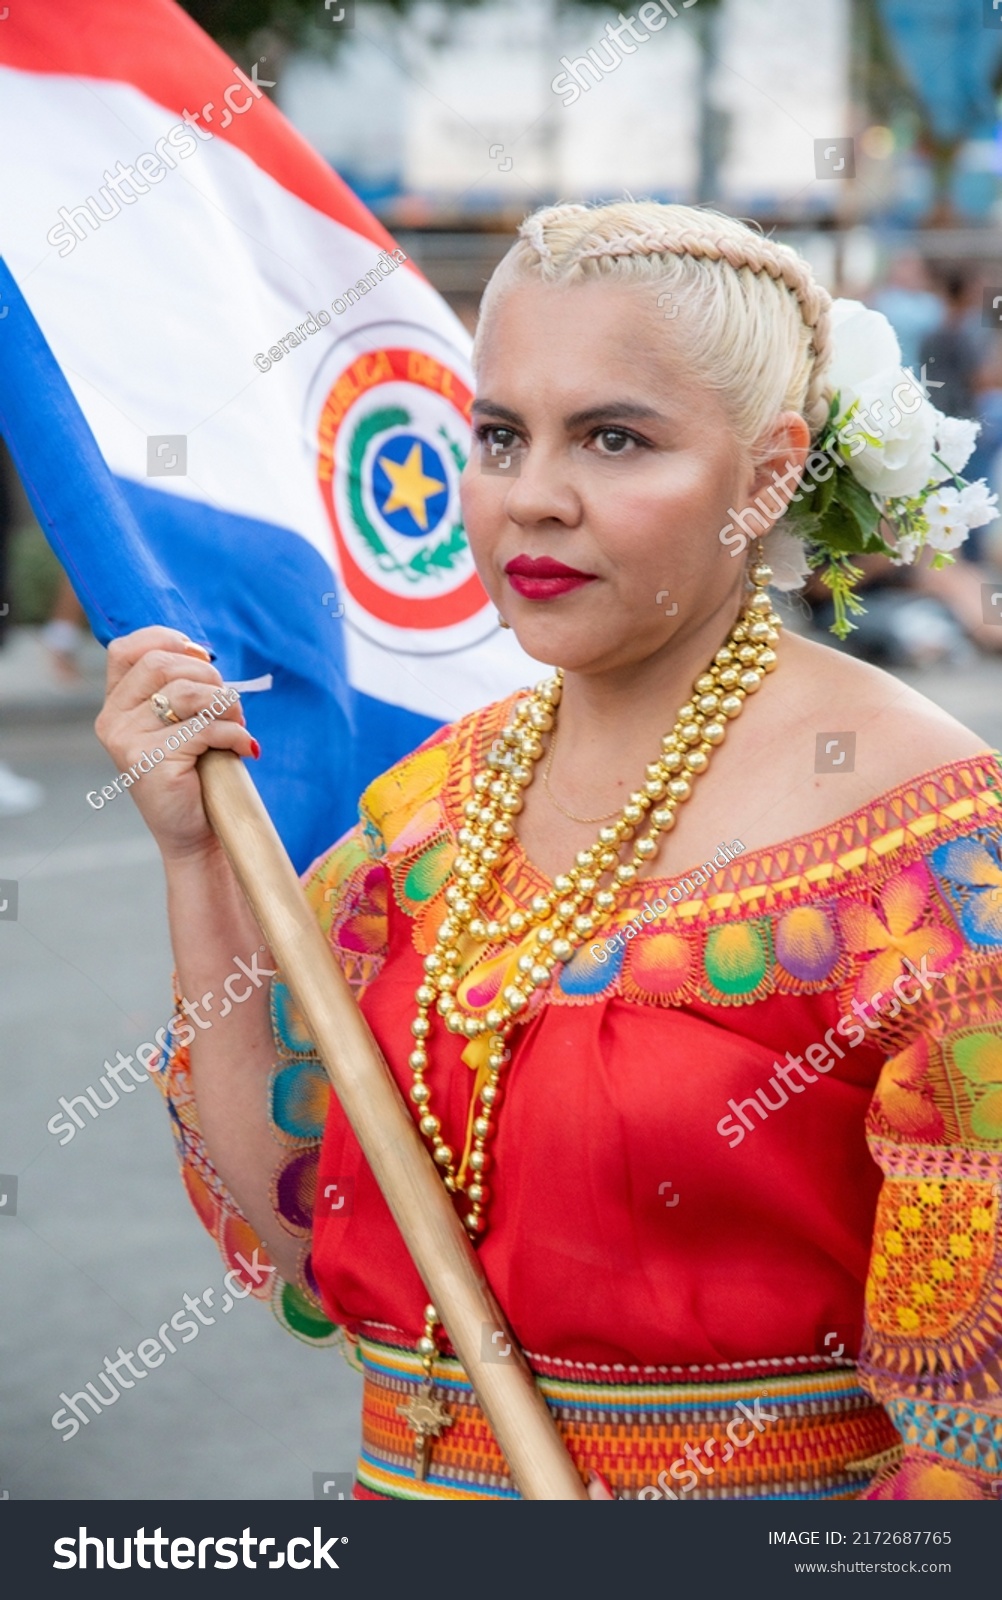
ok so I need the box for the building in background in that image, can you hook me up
[279,0,851,221]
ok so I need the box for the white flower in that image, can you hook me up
[957,479,998,529]
[836,371,938,498]
[761,524,811,592]
[889,533,920,566]
[826,300,902,394]
[924,487,973,552]
[915,480,996,555]
[826,302,937,499]
[931,412,979,480]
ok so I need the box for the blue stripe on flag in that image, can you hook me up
[0,259,207,648]
[0,257,440,869]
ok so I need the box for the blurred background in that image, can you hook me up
[5,0,1002,1501]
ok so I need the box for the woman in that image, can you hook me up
[97,203,1002,1501]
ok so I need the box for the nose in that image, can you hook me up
[498,443,582,531]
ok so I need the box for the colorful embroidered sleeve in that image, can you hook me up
[151,818,392,1347]
[857,821,1002,1499]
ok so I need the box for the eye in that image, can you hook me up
[591,427,645,455]
[476,424,520,453]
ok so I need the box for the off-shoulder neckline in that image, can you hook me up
[446,699,1002,904]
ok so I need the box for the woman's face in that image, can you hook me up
[462,280,793,677]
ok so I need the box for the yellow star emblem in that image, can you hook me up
[378,442,445,531]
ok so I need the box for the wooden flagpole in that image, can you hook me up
[197,748,588,1501]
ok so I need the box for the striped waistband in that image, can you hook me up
[352,1331,901,1501]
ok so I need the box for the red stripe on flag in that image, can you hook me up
[0,0,399,259]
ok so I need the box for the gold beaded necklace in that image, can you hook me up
[407,557,781,1242]
[399,558,780,1479]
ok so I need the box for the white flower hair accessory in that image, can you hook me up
[783,298,997,637]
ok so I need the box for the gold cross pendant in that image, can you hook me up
[397,1380,453,1482]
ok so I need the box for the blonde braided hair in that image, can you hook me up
[574,221,832,436]
[474,200,834,445]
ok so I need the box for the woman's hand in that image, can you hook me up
[94,626,259,863]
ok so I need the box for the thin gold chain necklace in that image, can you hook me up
[542,722,621,824]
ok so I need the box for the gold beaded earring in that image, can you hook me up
[497,613,511,630]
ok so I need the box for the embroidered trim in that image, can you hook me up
[355,703,1002,1017]
[444,701,1002,913]
[353,1328,898,1501]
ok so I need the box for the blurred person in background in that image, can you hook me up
[41,568,89,684]
[919,269,980,430]
[908,266,1002,640]
[872,252,942,376]
[0,438,44,818]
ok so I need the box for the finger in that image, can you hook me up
[104,648,226,719]
[113,684,244,761]
[586,1471,614,1500]
[121,710,259,770]
[133,677,243,732]
[105,627,214,694]
[98,678,246,773]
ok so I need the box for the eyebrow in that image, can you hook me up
[471,399,669,429]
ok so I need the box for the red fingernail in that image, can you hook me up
[249,738,261,760]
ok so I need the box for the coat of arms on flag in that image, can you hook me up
[313,326,493,653]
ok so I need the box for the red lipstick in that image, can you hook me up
[505,555,597,600]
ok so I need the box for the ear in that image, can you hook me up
[747,412,812,514]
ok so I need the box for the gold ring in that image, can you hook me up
[150,691,180,726]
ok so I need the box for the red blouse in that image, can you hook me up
[314,884,886,1368]
[156,696,1002,1499]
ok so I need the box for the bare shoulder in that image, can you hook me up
[779,633,993,787]
[676,632,996,864]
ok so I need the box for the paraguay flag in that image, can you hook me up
[0,0,530,869]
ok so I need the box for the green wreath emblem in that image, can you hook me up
[346,406,469,585]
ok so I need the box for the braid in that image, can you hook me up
[517,204,590,267]
[518,213,554,263]
[574,224,832,435]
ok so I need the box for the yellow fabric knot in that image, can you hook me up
[896,1306,920,1331]
[460,1033,493,1082]
[949,1232,973,1259]
[884,1229,905,1256]
[930,1257,955,1282]
[917,1181,944,1206]
[970,1206,993,1231]
[897,1205,923,1230]
[871,1252,888,1279]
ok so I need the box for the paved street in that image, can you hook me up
[2,628,1002,1502]
[0,633,361,1502]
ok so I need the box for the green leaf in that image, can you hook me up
[814,469,838,515]
[782,495,820,535]
[817,499,866,553]
[862,530,894,556]
[838,472,881,537]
